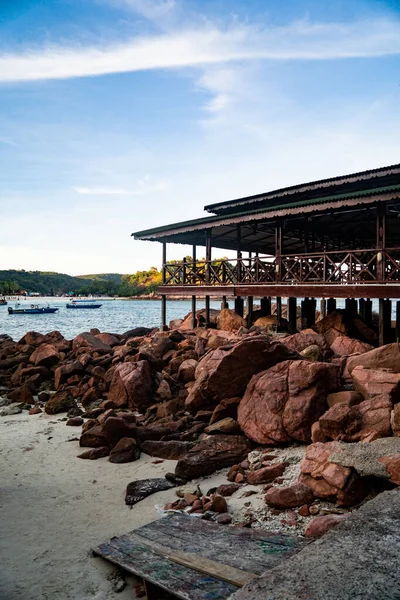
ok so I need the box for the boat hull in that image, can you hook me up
[66,304,102,309]
[8,307,59,315]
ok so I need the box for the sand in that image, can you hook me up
[0,412,180,600]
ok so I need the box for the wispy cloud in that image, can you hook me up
[73,177,168,196]
[1,18,400,83]
[108,0,176,20]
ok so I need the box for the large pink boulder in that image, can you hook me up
[237,360,340,444]
[72,332,112,354]
[351,366,400,402]
[318,395,392,442]
[280,331,333,361]
[330,336,374,357]
[95,333,120,347]
[314,310,377,345]
[264,482,314,509]
[29,343,60,368]
[217,309,246,332]
[346,343,400,375]
[185,336,300,413]
[108,361,155,410]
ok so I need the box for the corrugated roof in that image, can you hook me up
[132,183,400,240]
[204,163,400,214]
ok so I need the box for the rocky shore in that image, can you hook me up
[1,306,400,566]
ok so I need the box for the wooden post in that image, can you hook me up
[246,296,253,328]
[162,242,166,284]
[205,229,212,285]
[275,219,282,283]
[376,203,386,282]
[358,298,366,321]
[396,301,400,342]
[192,245,197,285]
[327,298,336,314]
[237,225,242,283]
[161,242,168,331]
[364,299,373,327]
[287,297,297,333]
[205,295,211,327]
[320,298,326,320]
[235,296,244,317]
[260,296,271,316]
[379,298,391,346]
[301,297,316,329]
[221,295,229,310]
[190,295,197,329]
[276,296,283,329]
[345,298,358,317]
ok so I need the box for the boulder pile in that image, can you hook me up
[1,308,400,535]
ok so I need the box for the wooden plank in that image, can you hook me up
[125,533,257,587]
[94,537,237,600]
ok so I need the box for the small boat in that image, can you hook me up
[0,298,7,306]
[66,300,102,309]
[8,303,59,315]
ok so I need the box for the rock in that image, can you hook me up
[95,333,120,347]
[305,514,348,537]
[0,404,22,416]
[102,416,137,446]
[318,396,392,442]
[281,331,333,361]
[327,391,363,408]
[80,425,110,448]
[209,397,240,425]
[300,345,321,362]
[298,505,310,517]
[177,359,198,383]
[330,336,374,357]
[108,361,154,410]
[216,483,241,496]
[314,309,377,345]
[66,416,84,426]
[264,482,314,509]
[54,361,83,390]
[7,384,34,405]
[125,478,176,505]
[392,403,400,437]
[253,315,282,332]
[77,447,110,459]
[109,437,140,463]
[72,332,112,354]
[141,440,195,460]
[246,462,287,485]
[29,406,42,415]
[186,336,300,413]
[216,513,232,524]
[346,343,400,375]
[351,366,400,402]
[29,343,60,368]
[217,309,247,332]
[123,327,153,339]
[211,495,228,513]
[238,360,340,444]
[155,379,172,401]
[45,391,76,415]
[204,417,240,435]
[175,434,252,480]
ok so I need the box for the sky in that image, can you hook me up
[0,0,399,275]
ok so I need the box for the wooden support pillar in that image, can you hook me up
[246,296,254,328]
[221,295,229,310]
[358,298,366,321]
[345,298,358,317]
[192,245,197,284]
[301,297,317,329]
[396,301,400,342]
[205,229,212,285]
[275,219,282,283]
[237,225,242,283]
[260,296,271,316]
[287,297,297,333]
[320,298,326,320]
[276,296,282,329]
[235,296,244,317]
[190,295,197,329]
[376,203,386,282]
[205,295,211,327]
[379,298,391,346]
[160,295,167,331]
[327,298,336,314]
[364,299,373,327]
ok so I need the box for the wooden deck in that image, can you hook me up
[93,514,309,600]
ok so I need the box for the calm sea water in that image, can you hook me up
[0,298,222,341]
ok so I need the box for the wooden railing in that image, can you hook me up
[163,248,400,286]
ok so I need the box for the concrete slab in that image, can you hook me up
[232,488,400,600]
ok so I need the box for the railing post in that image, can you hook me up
[161,242,168,331]
[237,224,242,283]
[376,203,386,281]
[162,242,166,285]
[275,219,282,283]
[192,245,197,285]
[182,256,187,285]
[205,229,212,285]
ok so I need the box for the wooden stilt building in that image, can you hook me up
[132,164,400,344]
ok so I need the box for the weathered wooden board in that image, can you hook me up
[94,513,309,600]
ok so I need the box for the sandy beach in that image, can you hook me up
[0,412,181,600]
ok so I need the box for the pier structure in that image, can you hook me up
[133,164,400,345]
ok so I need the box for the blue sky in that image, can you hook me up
[0,0,399,275]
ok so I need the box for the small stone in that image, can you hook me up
[216,483,241,497]
[216,513,232,525]
[77,447,110,460]
[309,504,320,515]
[211,495,228,513]
[298,505,310,517]
[29,406,42,415]
[235,472,245,483]
[184,493,198,505]
[66,416,84,426]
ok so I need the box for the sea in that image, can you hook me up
[0,297,223,341]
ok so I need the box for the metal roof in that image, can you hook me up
[204,163,400,215]
[132,183,400,241]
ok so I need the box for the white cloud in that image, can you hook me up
[109,0,176,20]
[1,18,400,83]
[74,186,132,195]
[73,178,168,196]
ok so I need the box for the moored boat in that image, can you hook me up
[0,298,7,305]
[8,303,59,315]
[66,300,102,309]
